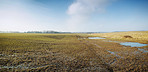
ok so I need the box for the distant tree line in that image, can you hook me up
[0,31,105,34]
[25,31,60,33]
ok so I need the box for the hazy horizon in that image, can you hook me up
[0,0,148,32]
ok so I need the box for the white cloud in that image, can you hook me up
[67,0,113,32]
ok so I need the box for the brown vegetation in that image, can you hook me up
[124,35,133,38]
[0,33,147,72]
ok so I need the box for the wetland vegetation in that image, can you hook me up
[0,31,148,72]
[1,0,148,71]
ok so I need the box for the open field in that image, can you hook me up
[0,32,148,72]
[91,31,148,43]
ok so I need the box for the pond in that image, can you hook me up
[120,42,147,47]
[88,37,106,39]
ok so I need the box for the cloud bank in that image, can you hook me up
[67,0,113,32]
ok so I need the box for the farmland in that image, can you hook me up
[0,31,148,72]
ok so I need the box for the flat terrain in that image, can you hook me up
[91,31,148,43]
[0,32,148,72]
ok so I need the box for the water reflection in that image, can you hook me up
[120,42,147,47]
[88,37,106,39]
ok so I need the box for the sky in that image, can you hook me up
[0,0,148,32]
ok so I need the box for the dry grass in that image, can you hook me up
[88,31,148,71]
[0,33,112,72]
[0,32,147,72]
[86,39,148,72]
[90,31,148,43]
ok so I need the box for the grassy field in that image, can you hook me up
[0,32,147,72]
[91,31,148,43]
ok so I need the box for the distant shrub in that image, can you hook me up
[124,35,133,38]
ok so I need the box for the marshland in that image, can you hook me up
[0,31,148,72]
[0,0,148,72]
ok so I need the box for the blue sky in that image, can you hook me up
[0,0,148,32]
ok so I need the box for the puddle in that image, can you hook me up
[107,50,120,58]
[107,51,116,55]
[107,50,121,64]
[102,40,120,43]
[88,37,106,39]
[138,48,148,53]
[120,42,147,47]
[110,59,117,64]
[107,51,118,64]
